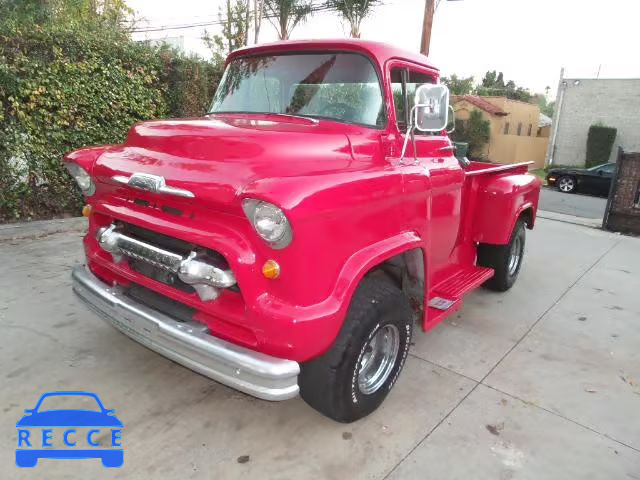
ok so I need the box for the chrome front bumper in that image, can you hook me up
[71,266,300,401]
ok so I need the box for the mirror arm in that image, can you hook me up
[446,105,455,134]
[400,105,419,164]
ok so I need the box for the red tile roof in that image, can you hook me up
[453,95,507,116]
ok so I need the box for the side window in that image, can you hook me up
[600,164,615,176]
[391,68,407,131]
[391,67,435,134]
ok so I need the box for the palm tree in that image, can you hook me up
[263,0,313,40]
[329,0,381,38]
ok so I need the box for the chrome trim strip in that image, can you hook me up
[438,145,455,152]
[72,266,300,401]
[112,173,195,198]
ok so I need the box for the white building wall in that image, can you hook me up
[548,78,640,166]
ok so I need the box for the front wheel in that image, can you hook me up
[478,219,526,292]
[299,277,413,423]
[557,175,576,193]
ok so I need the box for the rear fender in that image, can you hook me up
[472,174,541,245]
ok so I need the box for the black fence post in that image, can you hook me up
[602,146,623,230]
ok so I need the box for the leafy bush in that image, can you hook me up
[158,48,222,119]
[0,23,222,222]
[586,124,617,168]
[452,110,490,157]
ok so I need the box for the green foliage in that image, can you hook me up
[442,74,474,95]
[0,21,222,222]
[203,0,250,66]
[586,124,617,168]
[160,49,223,118]
[327,0,381,38]
[452,110,490,157]
[476,70,533,103]
[0,0,133,29]
[534,93,555,117]
[264,0,312,40]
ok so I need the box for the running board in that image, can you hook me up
[424,266,494,330]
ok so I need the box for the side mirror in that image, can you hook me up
[414,84,450,132]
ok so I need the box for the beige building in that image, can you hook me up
[452,96,550,168]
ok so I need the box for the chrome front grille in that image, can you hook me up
[96,223,236,301]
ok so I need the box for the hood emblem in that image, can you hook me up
[112,173,195,198]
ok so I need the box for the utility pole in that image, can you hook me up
[420,0,435,56]
[420,0,463,56]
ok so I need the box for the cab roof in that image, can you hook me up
[228,39,438,71]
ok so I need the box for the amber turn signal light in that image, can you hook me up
[262,260,280,279]
[82,205,92,217]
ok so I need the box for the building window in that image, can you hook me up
[517,123,522,136]
[635,182,640,208]
[527,124,532,136]
[537,127,542,137]
[504,122,510,134]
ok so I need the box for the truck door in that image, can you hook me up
[390,66,465,270]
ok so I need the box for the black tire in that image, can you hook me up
[478,219,526,292]
[299,277,413,423]
[557,175,576,193]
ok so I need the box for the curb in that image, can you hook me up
[537,210,602,229]
[0,217,86,243]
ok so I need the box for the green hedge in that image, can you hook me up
[0,23,222,222]
[586,124,617,168]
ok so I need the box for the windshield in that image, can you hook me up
[210,53,385,128]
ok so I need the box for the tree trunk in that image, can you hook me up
[226,0,232,54]
[244,0,251,46]
[280,13,288,40]
[254,0,263,44]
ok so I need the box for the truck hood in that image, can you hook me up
[93,115,358,212]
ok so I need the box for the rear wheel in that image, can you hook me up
[478,219,526,292]
[299,277,413,423]
[557,175,576,193]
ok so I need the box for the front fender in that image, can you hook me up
[254,231,423,361]
[472,174,541,245]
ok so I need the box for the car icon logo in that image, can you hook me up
[15,391,123,468]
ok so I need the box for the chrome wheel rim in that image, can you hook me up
[559,177,574,192]
[358,324,400,395]
[508,235,522,276]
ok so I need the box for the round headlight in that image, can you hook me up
[65,163,95,196]
[242,199,292,248]
[254,203,287,241]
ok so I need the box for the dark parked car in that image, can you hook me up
[546,163,616,195]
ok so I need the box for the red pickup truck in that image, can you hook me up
[67,39,541,423]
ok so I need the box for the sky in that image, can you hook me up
[128,0,640,98]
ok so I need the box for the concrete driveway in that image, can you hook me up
[539,187,607,220]
[1,218,639,479]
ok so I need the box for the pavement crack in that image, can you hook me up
[481,384,640,454]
